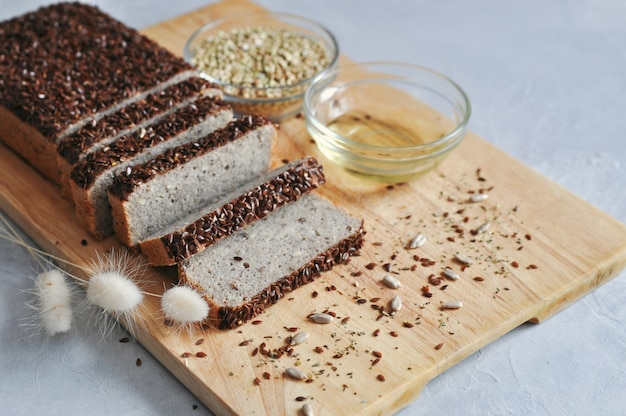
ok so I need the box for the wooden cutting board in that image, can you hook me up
[2,0,626,415]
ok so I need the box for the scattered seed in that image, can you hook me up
[263,372,271,379]
[314,346,324,354]
[390,295,402,312]
[470,193,489,202]
[408,233,427,249]
[341,317,351,325]
[454,253,474,265]
[382,274,402,289]
[239,340,250,346]
[196,351,207,358]
[181,352,192,358]
[136,358,142,367]
[119,337,130,343]
[285,367,308,381]
[356,298,367,304]
[252,320,263,325]
[308,313,334,324]
[382,263,392,272]
[473,276,485,282]
[389,331,399,337]
[527,264,538,270]
[290,331,310,346]
[365,262,377,270]
[295,396,307,402]
[253,377,262,385]
[311,291,318,298]
[373,329,380,337]
[372,351,383,358]
[525,233,532,241]
[301,402,314,416]
[442,267,459,280]
[441,300,463,310]
[377,374,386,382]
[403,322,414,328]
[195,338,205,345]
[475,221,491,234]
[511,261,520,268]
[435,342,445,350]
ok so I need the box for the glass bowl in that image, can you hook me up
[183,11,339,122]
[304,62,471,182]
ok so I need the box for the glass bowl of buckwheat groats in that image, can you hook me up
[304,62,471,182]
[184,11,339,122]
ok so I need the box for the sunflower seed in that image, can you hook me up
[301,403,314,416]
[476,221,491,234]
[308,313,334,324]
[290,331,309,346]
[470,193,489,202]
[390,295,402,312]
[442,267,459,280]
[285,367,308,380]
[382,274,402,289]
[454,253,473,265]
[408,233,427,249]
[441,300,463,310]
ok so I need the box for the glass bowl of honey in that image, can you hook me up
[303,62,471,182]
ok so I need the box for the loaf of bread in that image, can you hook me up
[56,77,222,196]
[178,193,365,329]
[132,156,324,266]
[70,97,233,239]
[0,3,196,182]
[107,116,277,248]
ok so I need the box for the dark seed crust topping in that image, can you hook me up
[146,157,325,264]
[210,222,365,329]
[107,115,271,199]
[70,96,229,189]
[0,2,191,140]
[57,77,218,164]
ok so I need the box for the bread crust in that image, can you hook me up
[137,156,325,265]
[181,220,365,330]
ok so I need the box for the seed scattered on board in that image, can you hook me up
[408,233,427,249]
[441,300,463,310]
[382,274,401,289]
[308,313,334,324]
[290,331,309,346]
[390,295,402,312]
[454,253,473,265]
[285,367,308,381]
[301,402,314,416]
[442,267,459,280]
[470,193,489,202]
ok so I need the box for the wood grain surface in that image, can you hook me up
[2,1,626,415]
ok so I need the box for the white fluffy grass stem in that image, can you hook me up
[1,212,150,337]
[34,269,73,335]
[161,285,210,331]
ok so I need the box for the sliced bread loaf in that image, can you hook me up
[69,97,233,239]
[56,77,222,195]
[178,193,365,329]
[107,116,278,249]
[0,2,195,182]
[129,156,323,265]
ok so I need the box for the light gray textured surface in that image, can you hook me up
[1,1,625,415]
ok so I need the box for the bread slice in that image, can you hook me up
[131,156,323,265]
[69,97,233,239]
[0,2,195,182]
[107,116,278,249]
[178,193,365,329]
[55,77,222,197]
